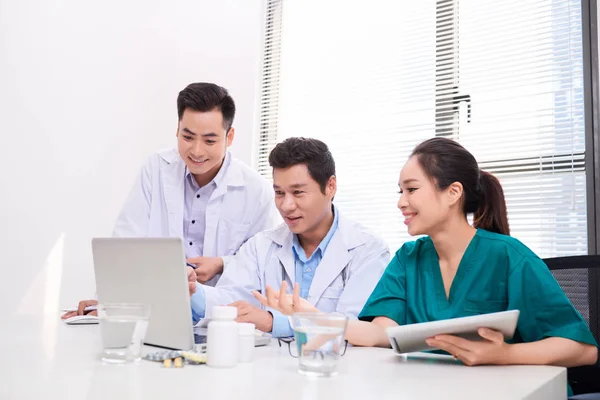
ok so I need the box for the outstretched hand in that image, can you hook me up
[252,281,318,315]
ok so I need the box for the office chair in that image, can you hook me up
[543,255,600,400]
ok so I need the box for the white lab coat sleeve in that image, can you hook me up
[112,158,154,237]
[202,233,264,317]
[334,239,391,319]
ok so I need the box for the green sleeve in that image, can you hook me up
[358,251,406,325]
[508,255,597,347]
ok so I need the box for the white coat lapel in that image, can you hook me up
[271,227,296,286]
[307,214,365,302]
[203,154,245,255]
[162,158,186,239]
[203,186,225,256]
[306,230,351,302]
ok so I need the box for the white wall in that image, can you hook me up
[0,0,265,316]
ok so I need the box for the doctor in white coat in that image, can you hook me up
[190,137,390,337]
[62,82,279,319]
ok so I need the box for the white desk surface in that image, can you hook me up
[1,315,567,400]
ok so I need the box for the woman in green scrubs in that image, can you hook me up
[255,136,598,369]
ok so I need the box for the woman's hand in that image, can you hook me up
[426,328,510,366]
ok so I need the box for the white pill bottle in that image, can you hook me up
[206,306,239,368]
[237,322,256,363]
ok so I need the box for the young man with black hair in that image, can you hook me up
[63,83,278,319]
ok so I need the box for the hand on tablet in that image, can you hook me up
[426,327,509,366]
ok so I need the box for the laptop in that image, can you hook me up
[91,237,271,352]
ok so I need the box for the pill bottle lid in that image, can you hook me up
[212,305,237,320]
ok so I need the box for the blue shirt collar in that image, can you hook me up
[292,205,339,262]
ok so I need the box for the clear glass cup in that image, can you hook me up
[97,303,151,363]
[291,312,349,377]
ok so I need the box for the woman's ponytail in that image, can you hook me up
[473,170,510,235]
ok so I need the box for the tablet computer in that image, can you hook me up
[386,309,520,354]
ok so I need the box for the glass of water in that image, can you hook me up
[291,312,348,377]
[97,303,151,363]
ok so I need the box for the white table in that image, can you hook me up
[1,315,567,400]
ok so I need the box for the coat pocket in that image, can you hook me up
[220,218,253,255]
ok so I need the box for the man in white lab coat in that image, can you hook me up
[190,137,390,337]
[62,82,278,319]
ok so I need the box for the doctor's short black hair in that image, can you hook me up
[268,137,336,193]
[177,82,236,131]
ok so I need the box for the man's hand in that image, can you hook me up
[253,281,317,316]
[229,300,273,333]
[61,299,98,319]
[187,266,197,297]
[187,257,223,283]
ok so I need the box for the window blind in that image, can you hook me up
[256,0,587,257]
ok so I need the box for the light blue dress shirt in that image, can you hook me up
[270,207,339,337]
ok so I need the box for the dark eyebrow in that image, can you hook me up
[272,183,308,190]
[182,127,219,138]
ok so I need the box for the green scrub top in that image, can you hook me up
[359,229,597,348]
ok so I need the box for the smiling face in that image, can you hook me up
[176,108,234,186]
[397,156,464,236]
[272,164,336,237]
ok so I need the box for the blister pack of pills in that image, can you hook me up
[144,349,207,367]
